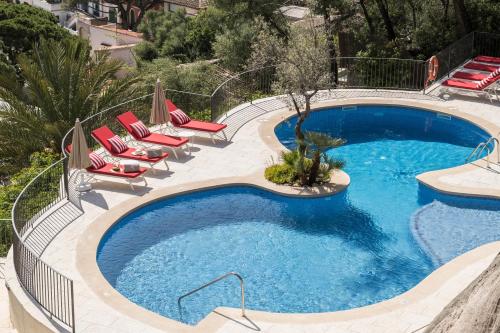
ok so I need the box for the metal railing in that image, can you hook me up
[432,31,500,83]
[178,272,246,317]
[11,158,76,332]
[210,57,427,121]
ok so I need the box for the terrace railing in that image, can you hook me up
[11,158,76,332]
[431,31,500,83]
[210,57,426,121]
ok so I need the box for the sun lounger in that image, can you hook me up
[91,126,169,172]
[165,99,227,143]
[116,111,189,159]
[65,144,148,190]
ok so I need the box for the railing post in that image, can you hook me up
[63,157,69,199]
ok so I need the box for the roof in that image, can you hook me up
[164,0,208,9]
[279,5,310,21]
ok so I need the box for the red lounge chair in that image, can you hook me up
[116,111,189,159]
[474,56,500,65]
[165,99,228,144]
[464,62,499,72]
[91,126,169,172]
[442,75,500,102]
[452,71,488,81]
[65,145,148,190]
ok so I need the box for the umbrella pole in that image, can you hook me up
[76,171,91,192]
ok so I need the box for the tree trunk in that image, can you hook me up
[452,0,471,36]
[359,0,375,35]
[375,0,397,41]
[425,253,500,333]
[323,12,338,86]
[308,150,321,186]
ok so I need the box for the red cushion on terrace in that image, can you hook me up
[442,79,481,90]
[117,111,141,139]
[165,99,178,113]
[464,62,499,72]
[88,152,106,169]
[92,126,118,152]
[107,135,128,153]
[170,109,191,125]
[474,56,500,65]
[87,163,148,178]
[452,71,488,81]
[139,133,188,147]
[130,121,151,138]
[177,120,227,133]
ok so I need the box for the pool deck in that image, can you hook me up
[4,92,500,333]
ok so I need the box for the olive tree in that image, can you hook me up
[249,22,343,186]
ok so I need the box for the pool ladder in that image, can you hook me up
[466,136,500,168]
[177,271,246,317]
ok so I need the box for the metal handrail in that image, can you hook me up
[177,272,246,317]
[482,137,500,163]
[466,142,491,168]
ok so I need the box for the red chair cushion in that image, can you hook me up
[88,152,106,169]
[474,56,500,65]
[178,120,227,133]
[130,121,151,138]
[107,135,128,153]
[170,109,191,125]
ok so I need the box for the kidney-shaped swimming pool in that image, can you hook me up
[97,105,500,324]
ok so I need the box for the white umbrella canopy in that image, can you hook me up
[68,118,91,170]
[150,78,171,125]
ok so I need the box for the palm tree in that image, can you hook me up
[0,38,140,172]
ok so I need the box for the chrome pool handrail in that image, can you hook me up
[177,271,246,317]
[466,142,492,168]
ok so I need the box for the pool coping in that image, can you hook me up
[75,98,500,332]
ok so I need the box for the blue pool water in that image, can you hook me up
[97,105,500,325]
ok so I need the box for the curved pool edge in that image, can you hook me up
[76,175,350,332]
[260,98,500,200]
[75,98,500,332]
[196,241,500,329]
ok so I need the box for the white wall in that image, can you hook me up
[19,0,71,25]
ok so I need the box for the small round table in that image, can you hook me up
[177,130,196,154]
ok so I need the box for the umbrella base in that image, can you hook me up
[76,182,92,192]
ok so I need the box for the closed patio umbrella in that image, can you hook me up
[150,78,171,128]
[69,118,92,192]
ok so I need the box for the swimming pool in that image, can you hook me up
[97,105,500,325]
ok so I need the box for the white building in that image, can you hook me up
[19,0,72,26]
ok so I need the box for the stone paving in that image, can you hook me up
[3,91,500,333]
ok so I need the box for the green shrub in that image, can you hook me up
[264,163,296,185]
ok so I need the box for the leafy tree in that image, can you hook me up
[137,9,190,60]
[212,0,289,37]
[0,2,70,69]
[0,38,140,171]
[185,6,226,60]
[213,20,260,71]
[136,7,226,62]
[135,58,224,119]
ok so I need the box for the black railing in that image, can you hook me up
[210,57,426,121]
[432,31,500,83]
[11,158,75,332]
